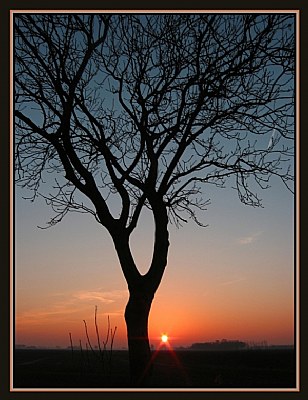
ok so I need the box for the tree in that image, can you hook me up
[14,13,294,386]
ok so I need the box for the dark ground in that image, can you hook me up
[13,348,296,389]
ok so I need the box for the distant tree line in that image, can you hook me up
[190,339,248,351]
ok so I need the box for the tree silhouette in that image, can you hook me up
[14,13,294,386]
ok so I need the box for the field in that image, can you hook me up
[13,348,296,389]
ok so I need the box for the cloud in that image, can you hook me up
[202,277,247,297]
[74,289,128,304]
[219,277,246,286]
[237,231,262,245]
[238,236,255,245]
[16,288,128,325]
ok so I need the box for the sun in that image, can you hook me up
[161,334,168,343]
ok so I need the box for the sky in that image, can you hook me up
[13,13,296,351]
[15,173,295,349]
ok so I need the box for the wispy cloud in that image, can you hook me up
[74,289,128,304]
[16,288,128,325]
[202,277,247,297]
[237,231,262,245]
[219,277,247,286]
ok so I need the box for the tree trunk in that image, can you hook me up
[111,199,169,386]
[125,291,154,387]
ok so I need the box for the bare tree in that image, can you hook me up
[14,13,294,386]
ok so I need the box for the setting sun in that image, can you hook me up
[161,334,168,343]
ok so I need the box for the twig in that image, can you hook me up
[69,332,74,360]
[95,305,104,363]
[103,315,110,352]
[83,319,97,357]
[79,339,84,377]
[109,326,117,371]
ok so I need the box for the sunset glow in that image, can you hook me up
[14,178,295,350]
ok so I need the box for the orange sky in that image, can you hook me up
[15,181,295,349]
